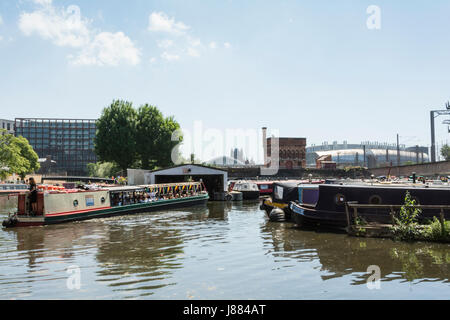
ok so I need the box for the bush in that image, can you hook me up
[422,217,450,243]
[391,191,423,241]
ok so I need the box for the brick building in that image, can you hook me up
[266,137,307,169]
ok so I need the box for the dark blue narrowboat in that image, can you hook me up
[290,184,450,230]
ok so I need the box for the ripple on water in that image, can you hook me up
[0,202,449,299]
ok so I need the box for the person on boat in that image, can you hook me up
[28,177,38,215]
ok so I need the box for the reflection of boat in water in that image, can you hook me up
[2,182,209,228]
[232,181,260,200]
[290,184,450,230]
[260,219,450,284]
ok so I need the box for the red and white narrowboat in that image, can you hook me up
[2,182,209,228]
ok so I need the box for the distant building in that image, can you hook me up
[14,118,97,176]
[266,137,307,169]
[316,154,337,169]
[37,155,58,175]
[205,155,247,167]
[230,148,245,165]
[306,141,430,168]
[0,119,14,135]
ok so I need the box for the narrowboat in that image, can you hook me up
[232,181,260,200]
[255,181,274,196]
[2,182,209,228]
[260,182,319,221]
[290,184,450,230]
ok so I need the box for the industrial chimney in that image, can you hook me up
[262,127,267,166]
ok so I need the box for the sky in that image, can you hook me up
[1,0,450,162]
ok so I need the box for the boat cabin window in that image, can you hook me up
[109,184,203,207]
[274,186,283,200]
[369,195,382,205]
[334,193,346,205]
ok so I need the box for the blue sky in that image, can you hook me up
[1,0,450,162]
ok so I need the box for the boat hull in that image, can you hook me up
[290,201,347,230]
[241,190,260,200]
[4,194,209,228]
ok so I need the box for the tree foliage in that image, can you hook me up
[0,130,40,180]
[87,162,121,178]
[441,144,450,161]
[95,100,182,173]
[95,100,137,173]
[136,104,165,169]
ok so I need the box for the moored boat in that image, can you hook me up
[2,182,209,228]
[232,181,260,200]
[290,184,450,230]
[0,183,29,195]
[255,181,274,196]
[260,182,319,221]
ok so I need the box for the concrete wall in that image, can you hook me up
[369,161,450,177]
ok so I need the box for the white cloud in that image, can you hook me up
[70,32,141,66]
[0,15,3,26]
[161,52,180,61]
[19,2,141,66]
[157,39,174,49]
[148,12,189,36]
[147,11,227,63]
[32,0,53,6]
[186,47,200,57]
[18,4,90,47]
[224,42,231,49]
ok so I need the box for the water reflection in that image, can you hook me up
[4,223,104,269]
[95,219,185,296]
[0,201,448,299]
[260,219,450,285]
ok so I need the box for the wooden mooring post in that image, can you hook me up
[345,201,359,233]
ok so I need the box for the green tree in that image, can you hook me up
[135,105,182,169]
[136,104,165,169]
[0,130,40,180]
[154,115,182,168]
[12,136,40,179]
[441,144,450,161]
[95,100,137,174]
[87,162,121,178]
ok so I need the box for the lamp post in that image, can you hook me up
[430,102,450,162]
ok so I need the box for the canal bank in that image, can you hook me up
[0,201,448,299]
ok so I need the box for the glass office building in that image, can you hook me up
[14,118,97,176]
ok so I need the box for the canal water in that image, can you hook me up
[0,200,448,299]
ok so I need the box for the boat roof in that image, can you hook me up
[319,184,450,191]
[106,186,145,192]
[255,181,274,185]
[273,181,300,188]
[138,182,202,188]
[234,180,257,185]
